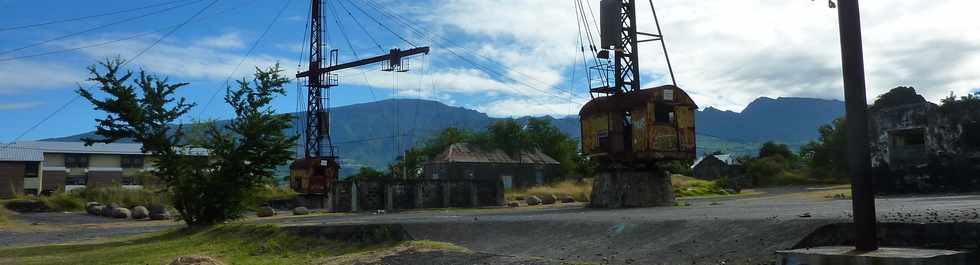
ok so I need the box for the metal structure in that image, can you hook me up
[290,0,429,196]
[835,0,878,251]
[580,0,693,165]
[579,0,694,208]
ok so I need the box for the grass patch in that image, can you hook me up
[505,176,737,202]
[506,179,593,202]
[0,224,407,265]
[40,192,85,212]
[70,185,168,208]
[671,175,732,197]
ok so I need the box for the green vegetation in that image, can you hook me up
[391,118,588,181]
[671,175,731,197]
[506,178,593,202]
[77,59,297,226]
[0,225,457,265]
[70,186,168,209]
[246,185,298,209]
[39,192,85,212]
[505,175,736,202]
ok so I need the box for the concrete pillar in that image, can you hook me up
[414,182,424,209]
[442,182,451,208]
[590,169,674,208]
[469,182,479,207]
[326,191,334,212]
[385,183,394,211]
[351,182,359,212]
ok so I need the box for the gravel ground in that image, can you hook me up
[353,250,568,265]
[6,186,980,264]
[0,212,178,247]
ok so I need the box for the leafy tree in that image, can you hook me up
[800,118,848,180]
[487,119,529,156]
[870,86,927,110]
[525,118,579,176]
[78,59,297,226]
[758,141,794,160]
[351,167,387,180]
[745,155,788,186]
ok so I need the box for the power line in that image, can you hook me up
[357,0,588,104]
[0,0,196,32]
[0,0,205,56]
[197,0,294,119]
[342,0,416,48]
[3,0,218,146]
[0,0,260,63]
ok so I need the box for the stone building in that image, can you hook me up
[869,100,980,193]
[422,143,561,190]
[691,154,742,181]
[0,141,207,198]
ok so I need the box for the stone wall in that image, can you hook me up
[870,102,980,194]
[327,179,503,212]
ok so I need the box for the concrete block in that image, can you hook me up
[778,246,974,265]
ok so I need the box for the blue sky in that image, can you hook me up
[1,0,979,142]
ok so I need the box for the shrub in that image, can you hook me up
[40,192,85,211]
[672,175,730,197]
[506,179,592,202]
[247,185,298,209]
[70,186,168,209]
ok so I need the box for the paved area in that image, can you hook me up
[5,187,980,264]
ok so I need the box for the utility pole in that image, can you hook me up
[835,0,878,251]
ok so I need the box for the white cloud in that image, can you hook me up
[413,0,980,113]
[476,97,585,118]
[60,34,297,82]
[196,32,245,49]
[0,101,42,110]
[0,59,85,94]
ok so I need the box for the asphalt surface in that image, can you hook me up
[6,187,980,264]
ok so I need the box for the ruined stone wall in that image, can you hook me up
[870,102,980,194]
[327,179,503,212]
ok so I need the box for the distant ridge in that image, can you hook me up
[46,97,844,170]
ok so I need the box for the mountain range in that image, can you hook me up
[45,97,844,172]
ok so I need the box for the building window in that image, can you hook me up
[121,155,144,168]
[654,106,675,124]
[889,128,927,164]
[66,174,88,185]
[24,162,38,178]
[121,175,140,185]
[65,154,89,168]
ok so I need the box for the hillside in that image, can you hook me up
[46,97,842,171]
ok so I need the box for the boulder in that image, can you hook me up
[507,201,520,208]
[101,204,119,217]
[147,203,167,214]
[149,212,171,220]
[131,206,150,219]
[257,206,276,217]
[292,206,310,215]
[560,195,576,203]
[525,196,542,206]
[541,194,558,205]
[169,255,226,265]
[112,207,131,219]
[88,205,104,215]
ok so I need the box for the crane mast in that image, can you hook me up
[291,0,429,205]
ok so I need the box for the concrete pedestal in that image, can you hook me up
[777,246,974,265]
[589,169,673,208]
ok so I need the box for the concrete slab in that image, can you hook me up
[777,246,974,265]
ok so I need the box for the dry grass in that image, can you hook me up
[505,179,593,203]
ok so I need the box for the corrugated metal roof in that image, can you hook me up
[0,146,44,162]
[691,154,741,168]
[429,143,560,165]
[5,141,208,156]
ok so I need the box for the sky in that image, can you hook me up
[1,0,979,142]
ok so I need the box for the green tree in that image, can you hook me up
[78,59,297,226]
[525,118,579,177]
[800,118,848,180]
[870,86,927,110]
[351,167,387,180]
[758,141,794,160]
[486,119,528,156]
